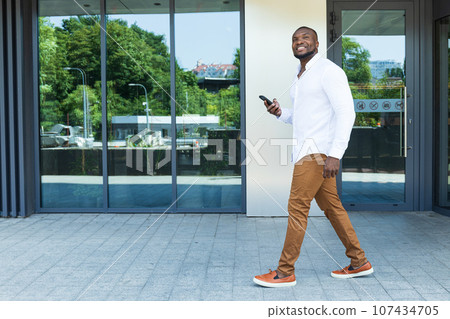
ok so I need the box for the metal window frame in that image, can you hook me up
[239,0,247,214]
[6,0,17,216]
[21,0,36,217]
[33,0,41,215]
[0,0,7,217]
[101,0,108,213]
[435,16,450,208]
[34,0,246,215]
[15,0,26,217]
[170,0,177,213]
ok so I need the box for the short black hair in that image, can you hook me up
[294,26,318,40]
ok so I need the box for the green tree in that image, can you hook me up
[385,67,404,79]
[216,86,240,128]
[231,48,240,79]
[342,37,372,84]
[61,85,99,130]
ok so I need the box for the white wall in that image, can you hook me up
[245,0,327,216]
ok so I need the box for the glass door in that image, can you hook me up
[331,2,414,210]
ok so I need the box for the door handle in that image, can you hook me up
[403,87,408,158]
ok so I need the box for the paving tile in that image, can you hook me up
[144,276,178,287]
[420,293,450,301]
[293,290,328,301]
[387,289,424,301]
[350,284,390,301]
[319,278,355,290]
[378,280,414,290]
[169,287,202,301]
[262,287,297,301]
[437,279,450,290]
[176,273,206,288]
[139,284,173,301]
[106,286,142,301]
[76,288,112,301]
[201,281,232,292]
[201,289,233,301]
[232,286,264,301]
[117,275,150,287]
[46,286,86,301]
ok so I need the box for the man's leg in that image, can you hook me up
[314,174,368,268]
[277,155,325,276]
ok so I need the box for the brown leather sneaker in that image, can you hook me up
[331,261,374,279]
[253,269,296,288]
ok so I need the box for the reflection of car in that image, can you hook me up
[40,124,91,148]
[125,132,207,149]
[176,137,207,149]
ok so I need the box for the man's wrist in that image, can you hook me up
[327,148,344,160]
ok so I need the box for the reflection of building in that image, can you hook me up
[369,60,403,79]
[193,61,239,92]
[192,60,237,78]
[111,115,220,140]
[197,77,239,92]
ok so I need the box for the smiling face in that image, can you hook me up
[292,28,319,60]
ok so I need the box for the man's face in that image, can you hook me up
[292,28,318,60]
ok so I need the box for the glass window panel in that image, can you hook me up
[39,1,103,208]
[175,0,241,209]
[106,2,172,208]
[341,10,406,204]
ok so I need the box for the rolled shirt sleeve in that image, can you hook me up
[321,66,356,159]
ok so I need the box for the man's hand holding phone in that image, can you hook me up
[260,95,282,117]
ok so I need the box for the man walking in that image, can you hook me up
[253,26,373,288]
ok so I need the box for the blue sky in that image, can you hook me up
[49,13,404,67]
[348,35,405,63]
[50,11,240,70]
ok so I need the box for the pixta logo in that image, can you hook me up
[126,129,323,174]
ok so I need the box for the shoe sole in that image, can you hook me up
[253,277,297,288]
[330,267,374,279]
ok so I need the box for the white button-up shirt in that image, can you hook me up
[278,53,355,161]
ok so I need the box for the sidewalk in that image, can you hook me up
[0,211,449,301]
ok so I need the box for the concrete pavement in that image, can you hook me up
[0,211,449,301]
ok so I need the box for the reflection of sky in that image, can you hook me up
[347,35,405,63]
[49,11,240,70]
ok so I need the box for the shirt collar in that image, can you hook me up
[297,53,321,72]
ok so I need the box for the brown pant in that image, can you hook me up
[277,154,367,276]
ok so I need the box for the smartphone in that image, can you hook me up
[259,95,274,106]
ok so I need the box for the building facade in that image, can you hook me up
[0,0,449,217]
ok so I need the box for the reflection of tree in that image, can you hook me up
[385,67,404,80]
[342,37,371,84]
[39,16,241,140]
[342,37,406,127]
[231,48,240,80]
